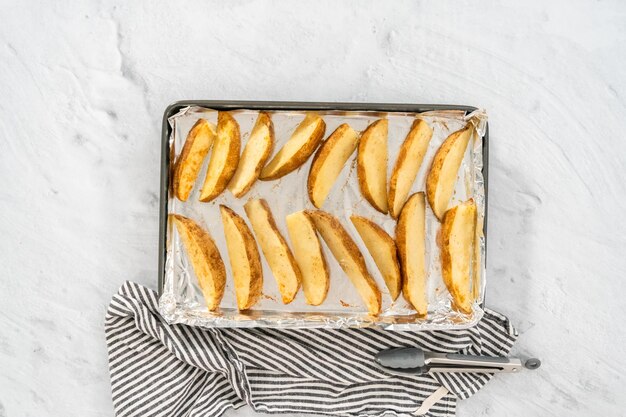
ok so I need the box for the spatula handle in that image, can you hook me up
[426,352,523,373]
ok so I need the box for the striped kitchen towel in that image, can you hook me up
[105,282,517,417]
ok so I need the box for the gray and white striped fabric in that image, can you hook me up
[105,282,517,417]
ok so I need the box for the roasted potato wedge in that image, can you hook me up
[396,192,427,316]
[200,112,241,202]
[173,119,216,201]
[286,210,330,306]
[228,112,275,197]
[388,119,433,218]
[472,215,483,302]
[219,205,263,310]
[307,210,382,315]
[171,214,226,311]
[425,124,473,220]
[260,113,325,180]
[244,199,301,304]
[350,215,401,301]
[441,199,477,314]
[357,119,388,213]
[307,123,359,208]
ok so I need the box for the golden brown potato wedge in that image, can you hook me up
[286,211,330,306]
[471,215,483,303]
[307,124,359,208]
[199,112,241,202]
[244,199,301,304]
[441,199,477,314]
[425,124,473,220]
[350,215,401,301]
[388,119,433,218]
[396,192,428,316]
[307,210,382,315]
[260,113,326,180]
[219,205,263,310]
[173,119,216,201]
[357,119,388,213]
[171,214,226,311]
[228,112,275,197]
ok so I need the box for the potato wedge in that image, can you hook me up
[388,119,433,218]
[357,119,388,213]
[173,119,216,201]
[171,214,226,311]
[396,192,427,316]
[260,113,326,180]
[219,205,263,310]
[472,215,483,302]
[307,210,381,315]
[244,199,301,304]
[425,124,473,220]
[350,215,401,301]
[286,211,330,306]
[199,112,241,202]
[307,124,359,208]
[441,199,477,314]
[228,112,275,197]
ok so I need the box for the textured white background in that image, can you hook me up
[1,1,625,416]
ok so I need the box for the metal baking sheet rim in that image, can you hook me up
[157,100,489,330]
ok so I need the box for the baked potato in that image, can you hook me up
[350,215,401,301]
[171,214,226,311]
[200,112,241,202]
[228,112,274,197]
[219,205,263,310]
[286,210,330,306]
[173,119,216,201]
[260,113,325,180]
[396,192,428,316]
[425,124,473,220]
[388,119,433,218]
[472,215,483,302]
[440,199,477,314]
[307,210,382,315]
[244,199,301,304]
[307,123,358,208]
[357,119,388,213]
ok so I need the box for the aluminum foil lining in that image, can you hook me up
[159,106,487,331]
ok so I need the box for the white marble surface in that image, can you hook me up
[1,1,625,416]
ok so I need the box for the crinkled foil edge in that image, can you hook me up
[159,107,488,331]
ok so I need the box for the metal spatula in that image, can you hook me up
[375,347,541,375]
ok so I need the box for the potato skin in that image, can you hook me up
[440,199,476,314]
[219,205,263,310]
[286,211,330,306]
[199,112,241,202]
[388,119,433,219]
[472,216,483,303]
[260,115,326,181]
[244,199,301,304]
[229,112,275,198]
[171,214,226,311]
[307,123,358,208]
[396,192,428,316]
[173,119,214,201]
[307,210,382,315]
[357,119,388,214]
[350,215,401,301]
[425,125,472,220]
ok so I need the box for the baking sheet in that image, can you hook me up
[159,105,487,330]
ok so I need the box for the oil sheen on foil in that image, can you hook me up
[159,106,487,331]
